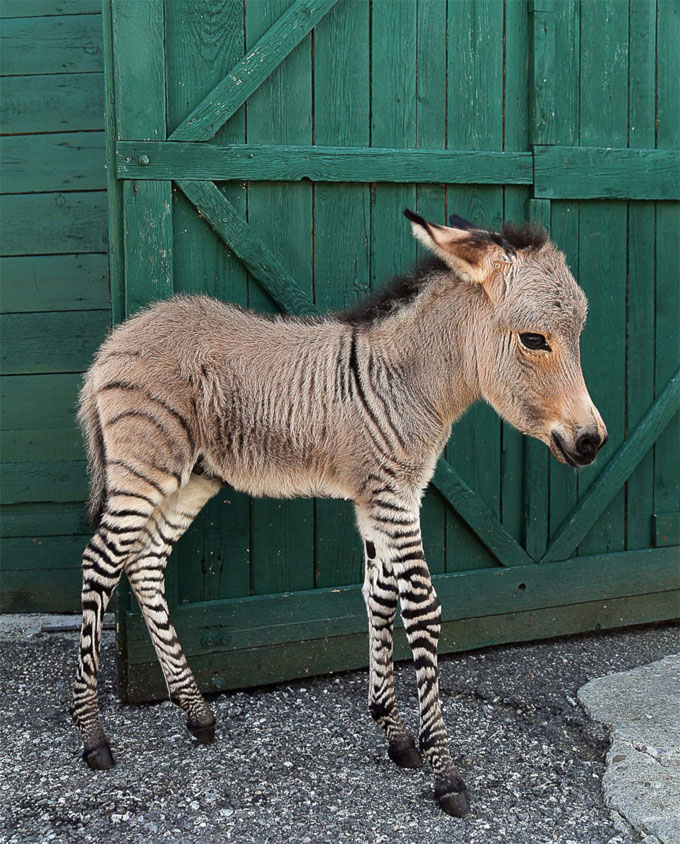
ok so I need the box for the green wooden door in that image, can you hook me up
[105,0,679,702]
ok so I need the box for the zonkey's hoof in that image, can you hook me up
[388,741,423,769]
[84,742,115,771]
[436,786,470,818]
[187,720,215,744]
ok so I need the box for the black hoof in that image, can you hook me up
[84,742,115,771]
[388,740,423,769]
[436,786,470,818]
[187,719,215,744]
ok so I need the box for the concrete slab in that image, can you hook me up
[579,654,680,844]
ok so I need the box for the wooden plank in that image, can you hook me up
[111,0,172,317]
[124,587,680,701]
[0,502,89,537]
[0,72,103,134]
[0,534,87,570]
[0,253,109,313]
[577,0,629,558]
[177,181,319,317]
[534,146,680,200]
[2,426,83,462]
[0,460,88,504]
[0,1,100,17]
[0,373,81,429]
[626,1,657,551]
[446,0,504,573]
[124,545,679,665]
[542,369,680,563]
[0,191,107,256]
[654,1,680,547]
[0,567,82,614]
[164,0,251,604]
[313,0,369,587]
[0,12,102,75]
[0,310,109,374]
[530,0,580,145]
[121,181,172,315]
[245,0,315,597]
[170,0,338,142]
[116,142,534,184]
[0,132,105,194]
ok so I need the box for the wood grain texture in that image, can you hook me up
[116,141,533,183]
[0,253,108,313]
[0,191,107,255]
[0,373,81,430]
[1,132,105,194]
[170,0,338,142]
[0,460,88,504]
[0,12,102,74]
[0,502,90,538]
[534,146,680,199]
[0,1,100,17]
[0,72,104,133]
[0,310,110,374]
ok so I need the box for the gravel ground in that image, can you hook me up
[0,619,678,844]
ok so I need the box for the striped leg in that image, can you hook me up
[71,483,165,770]
[361,534,422,769]
[361,500,469,818]
[125,474,220,742]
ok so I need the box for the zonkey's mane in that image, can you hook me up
[339,220,548,326]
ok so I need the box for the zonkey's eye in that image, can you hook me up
[519,332,551,351]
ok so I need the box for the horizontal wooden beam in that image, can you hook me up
[123,588,680,700]
[534,145,680,199]
[542,368,680,563]
[170,0,339,143]
[117,142,534,184]
[124,545,679,667]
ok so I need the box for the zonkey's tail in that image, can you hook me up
[78,380,107,529]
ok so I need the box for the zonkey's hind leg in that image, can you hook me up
[71,474,168,770]
[359,528,422,769]
[360,501,470,818]
[125,474,220,743]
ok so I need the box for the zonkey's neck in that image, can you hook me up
[366,276,484,433]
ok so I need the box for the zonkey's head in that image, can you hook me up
[405,209,608,467]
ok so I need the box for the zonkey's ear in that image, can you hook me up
[403,207,506,290]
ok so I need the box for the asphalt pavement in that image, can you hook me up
[0,615,677,844]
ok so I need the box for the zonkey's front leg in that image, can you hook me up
[359,503,470,817]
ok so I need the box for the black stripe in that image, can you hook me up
[98,382,195,452]
[105,410,186,460]
[107,460,167,496]
[107,488,157,507]
[349,331,394,450]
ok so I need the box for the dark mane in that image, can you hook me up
[448,213,548,253]
[499,221,549,251]
[338,255,448,326]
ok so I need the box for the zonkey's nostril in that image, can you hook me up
[576,432,600,456]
